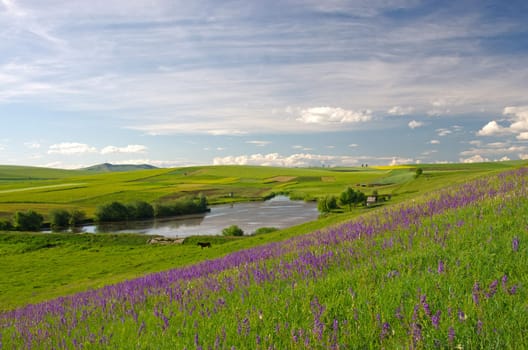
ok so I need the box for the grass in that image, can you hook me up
[1,162,524,220]
[0,161,527,312]
[1,167,527,348]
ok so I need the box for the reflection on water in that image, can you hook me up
[82,196,319,237]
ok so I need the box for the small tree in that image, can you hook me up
[95,201,130,222]
[49,209,71,231]
[355,191,366,206]
[222,225,244,236]
[0,219,13,230]
[415,168,423,177]
[69,209,86,227]
[318,195,338,213]
[339,187,357,210]
[13,210,44,231]
[128,201,154,220]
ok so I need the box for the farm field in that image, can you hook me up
[0,161,523,220]
[0,165,527,348]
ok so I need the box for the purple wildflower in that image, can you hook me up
[437,260,445,274]
[509,285,518,295]
[380,322,391,340]
[472,282,480,305]
[476,320,483,334]
[486,279,498,298]
[411,322,422,345]
[448,327,455,344]
[501,274,508,289]
[458,309,466,322]
[432,310,441,329]
[512,236,519,252]
[395,306,403,320]
[420,294,431,317]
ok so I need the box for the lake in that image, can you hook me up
[82,196,319,237]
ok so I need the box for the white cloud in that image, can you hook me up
[389,156,414,166]
[519,154,528,160]
[477,106,528,138]
[297,107,372,124]
[213,152,414,167]
[388,106,414,115]
[460,145,526,157]
[246,140,271,147]
[430,139,440,144]
[408,120,424,129]
[100,144,147,155]
[436,128,452,137]
[43,161,89,169]
[214,153,331,167]
[48,142,97,155]
[292,145,313,151]
[477,120,508,136]
[348,143,359,148]
[24,141,41,149]
[504,106,528,131]
[460,154,489,163]
[516,132,528,140]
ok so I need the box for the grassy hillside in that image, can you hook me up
[1,167,526,348]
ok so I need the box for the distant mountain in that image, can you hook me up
[81,163,158,172]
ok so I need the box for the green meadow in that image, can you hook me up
[1,164,527,348]
[0,161,525,312]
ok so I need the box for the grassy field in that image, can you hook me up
[0,161,525,311]
[0,161,524,220]
[1,166,526,348]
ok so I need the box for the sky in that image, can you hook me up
[1,0,528,169]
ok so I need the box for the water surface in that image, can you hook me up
[82,196,318,237]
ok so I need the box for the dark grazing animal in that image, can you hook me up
[197,242,211,248]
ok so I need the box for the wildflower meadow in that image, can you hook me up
[1,168,527,349]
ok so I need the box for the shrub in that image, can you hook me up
[69,209,86,227]
[222,225,244,236]
[127,201,154,220]
[49,209,71,231]
[318,195,338,213]
[154,195,208,218]
[95,202,130,222]
[13,210,44,231]
[0,219,13,230]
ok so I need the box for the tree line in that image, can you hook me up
[94,194,208,222]
[0,194,209,232]
[0,209,85,232]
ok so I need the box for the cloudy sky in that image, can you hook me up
[1,0,528,168]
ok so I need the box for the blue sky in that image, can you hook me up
[1,0,528,168]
